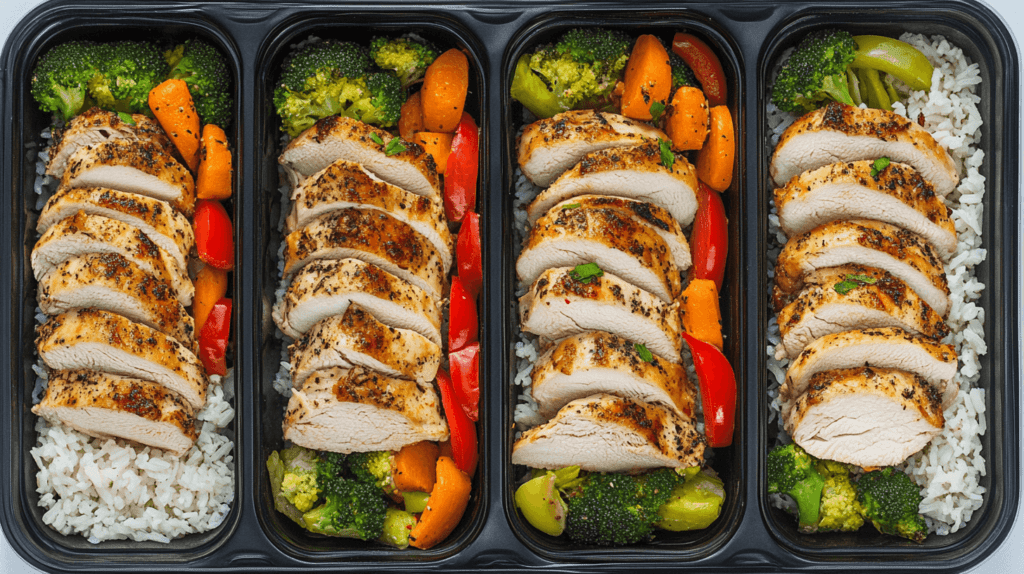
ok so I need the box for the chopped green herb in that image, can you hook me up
[561,203,581,211]
[369,132,385,146]
[634,343,654,363]
[870,157,890,177]
[659,138,675,170]
[384,137,407,156]
[570,262,604,284]
[845,273,877,285]
[834,273,877,295]
[833,280,859,295]
[649,101,666,123]
[116,112,136,126]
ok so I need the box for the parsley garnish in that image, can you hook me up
[384,137,407,156]
[570,262,604,284]
[834,273,878,295]
[561,203,581,211]
[870,157,890,177]
[649,101,666,124]
[116,112,136,126]
[634,343,654,363]
[369,132,385,146]
[659,138,675,170]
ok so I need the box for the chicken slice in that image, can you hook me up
[531,331,696,420]
[287,158,453,269]
[770,102,958,195]
[273,258,441,345]
[774,160,957,259]
[38,187,194,273]
[283,367,449,453]
[548,195,692,271]
[776,265,949,359]
[519,267,683,362]
[773,219,949,317]
[289,304,441,389]
[46,108,177,179]
[527,142,699,227]
[38,253,197,354]
[283,208,446,301]
[280,115,441,198]
[36,309,207,409]
[518,110,667,187]
[61,139,196,216]
[781,327,957,411]
[785,367,944,468]
[33,369,198,457]
[511,393,706,473]
[32,211,194,306]
[517,205,681,303]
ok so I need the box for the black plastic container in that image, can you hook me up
[0,1,1017,572]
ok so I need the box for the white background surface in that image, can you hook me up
[0,0,1020,572]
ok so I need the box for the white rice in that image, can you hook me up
[766,33,988,535]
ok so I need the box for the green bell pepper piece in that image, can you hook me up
[857,67,892,111]
[852,35,933,92]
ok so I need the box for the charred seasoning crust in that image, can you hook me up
[50,108,175,162]
[582,396,706,466]
[308,114,439,187]
[571,140,694,178]
[794,366,944,429]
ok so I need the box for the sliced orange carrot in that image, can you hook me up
[620,35,672,121]
[680,278,723,350]
[196,124,232,200]
[193,264,229,333]
[695,105,734,192]
[664,86,709,151]
[399,91,425,140]
[408,456,472,550]
[421,49,469,133]
[393,441,441,493]
[414,132,454,175]
[149,79,201,171]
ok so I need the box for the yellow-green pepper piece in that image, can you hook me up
[852,35,933,92]
[857,67,892,111]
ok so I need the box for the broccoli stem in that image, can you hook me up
[509,55,563,119]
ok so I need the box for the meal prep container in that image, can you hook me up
[0,1,1017,571]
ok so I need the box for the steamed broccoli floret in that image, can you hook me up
[278,446,321,513]
[815,460,864,533]
[510,28,632,119]
[88,41,167,116]
[669,51,700,91]
[165,39,232,127]
[347,451,398,498]
[31,41,101,121]
[767,443,826,531]
[369,36,438,88]
[302,477,388,540]
[771,29,856,113]
[562,469,682,545]
[857,467,928,542]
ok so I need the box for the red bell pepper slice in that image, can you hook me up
[450,342,480,422]
[436,368,478,475]
[684,333,736,448]
[199,297,232,376]
[443,113,479,223]
[194,199,234,270]
[690,180,728,290]
[672,33,727,107]
[456,211,482,300]
[448,275,478,352]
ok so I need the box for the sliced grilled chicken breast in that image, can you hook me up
[776,265,949,359]
[38,253,197,354]
[519,267,683,362]
[32,211,194,306]
[283,208,446,301]
[36,309,207,409]
[518,110,667,187]
[527,142,699,227]
[33,369,199,457]
[773,219,949,317]
[531,331,696,420]
[280,115,441,198]
[38,187,194,273]
[46,108,177,179]
[273,258,441,345]
[289,304,441,389]
[774,160,957,259]
[511,393,705,473]
[781,327,958,411]
[61,139,196,216]
[287,159,453,268]
[549,195,692,271]
[517,206,681,303]
[283,367,449,453]
[771,102,959,195]
[785,367,944,468]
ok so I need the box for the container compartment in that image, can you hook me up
[757,5,1020,565]
[252,12,490,561]
[500,10,747,562]
[0,6,244,565]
